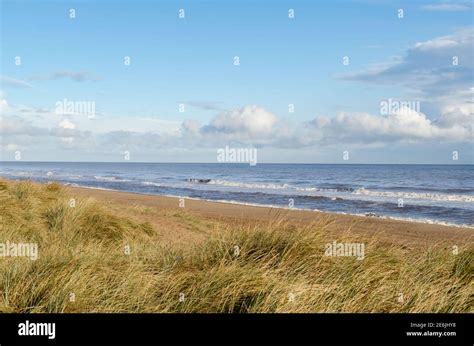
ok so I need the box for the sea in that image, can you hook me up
[1,162,473,227]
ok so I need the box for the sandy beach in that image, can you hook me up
[69,186,473,248]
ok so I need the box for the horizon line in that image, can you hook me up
[1,161,472,166]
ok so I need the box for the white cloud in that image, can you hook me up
[1,95,471,159]
[337,27,473,147]
[204,105,277,137]
[58,119,76,130]
[310,108,471,144]
[340,28,473,97]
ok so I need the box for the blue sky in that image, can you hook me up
[1,0,473,163]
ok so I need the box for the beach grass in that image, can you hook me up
[0,179,472,313]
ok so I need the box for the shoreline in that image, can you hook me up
[73,183,474,229]
[2,178,472,246]
[67,184,473,247]
[2,165,472,229]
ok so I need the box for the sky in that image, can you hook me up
[1,0,473,163]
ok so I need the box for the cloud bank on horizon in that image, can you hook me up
[0,1,473,163]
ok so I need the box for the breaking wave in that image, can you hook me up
[94,176,131,182]
[353,188,474,203]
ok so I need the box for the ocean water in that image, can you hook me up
[1,162,473,227]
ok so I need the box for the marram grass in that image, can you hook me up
[0,180,472,313]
